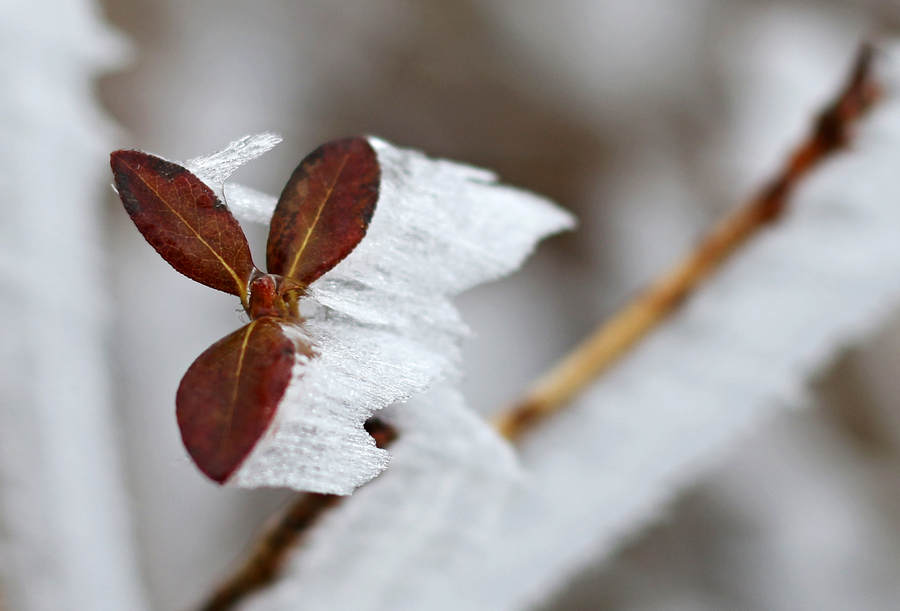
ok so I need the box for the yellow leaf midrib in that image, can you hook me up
[225,319,257,436]
[131,164,247,297]
[285,153,351,280]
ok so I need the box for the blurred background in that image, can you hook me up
[6,0,900,609]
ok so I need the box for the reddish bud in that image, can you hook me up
[247,273,303,320]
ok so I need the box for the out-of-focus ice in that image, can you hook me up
[187,135,573,494]
[0,1,147,610]
[241,48,900,610]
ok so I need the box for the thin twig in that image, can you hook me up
[197,43,879,610]
[493,43,879,439]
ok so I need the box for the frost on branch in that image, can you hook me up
[187,135,573,494]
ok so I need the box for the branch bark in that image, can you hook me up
[197,43,879,611]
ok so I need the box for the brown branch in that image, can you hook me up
[493,42,879,439]
[197,43,879,610]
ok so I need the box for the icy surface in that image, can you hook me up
[241,55,900,609]
[188,135,573,493]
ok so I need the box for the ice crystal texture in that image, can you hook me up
[0,2,146,610]
[186,132,282,194]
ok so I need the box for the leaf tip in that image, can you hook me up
[109,149,139,182]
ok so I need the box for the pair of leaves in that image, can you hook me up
[111,137,380,482]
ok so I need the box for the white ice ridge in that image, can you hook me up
[240,63,900,609]
[188,135,574,494]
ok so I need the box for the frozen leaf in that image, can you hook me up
[111,150,256,300]
[113,138,379,485]
[267,137,380,285]
[177,319,311,483]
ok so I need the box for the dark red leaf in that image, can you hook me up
[111,150,257,301]
[266,137,380,285]
[176,318,310,483]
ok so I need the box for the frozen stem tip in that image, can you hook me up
[111,134,573,493]
[112,137,383,486]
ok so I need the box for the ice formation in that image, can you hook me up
[188,134,573,493]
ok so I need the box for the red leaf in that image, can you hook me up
[266,137,380,285]
[176,318,309,483]
[111,150,257,301]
